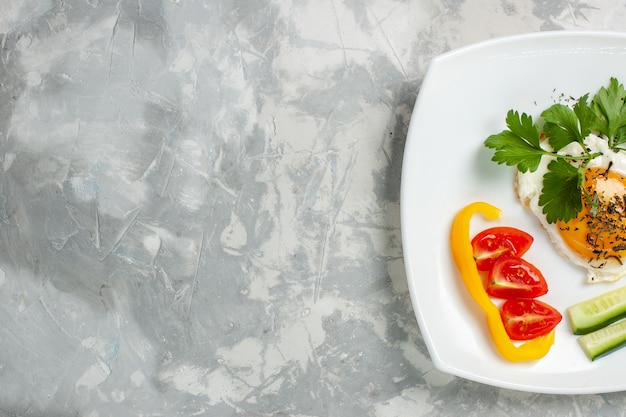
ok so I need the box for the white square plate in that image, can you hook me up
[401,30,626,394]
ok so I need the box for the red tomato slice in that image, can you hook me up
[500,298,562,340]
[486,255,548,299]
[471,226,533,271]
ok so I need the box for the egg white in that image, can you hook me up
[516,134,626,283]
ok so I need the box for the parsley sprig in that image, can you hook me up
[485,77,626,224]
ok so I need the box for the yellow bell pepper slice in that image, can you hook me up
[450,201,555,362]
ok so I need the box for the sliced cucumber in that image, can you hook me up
[578,319,626,360]
[567,286,626,335]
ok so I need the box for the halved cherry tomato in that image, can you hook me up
[500,298,562,340]
[486,255,548,299]
[471,226,533,271]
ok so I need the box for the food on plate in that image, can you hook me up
[500,298,562,340]
[486,255,548,299]
[568,285,626,360]
[450,201,555,362]
[484,78,626,283]
[577,318,626,361]
[471,226,533,271]
[568,285,626,335]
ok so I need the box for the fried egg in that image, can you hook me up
[517,133,626,283]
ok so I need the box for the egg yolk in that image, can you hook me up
[557,167,626,268]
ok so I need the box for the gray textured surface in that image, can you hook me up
[2,0,626,415]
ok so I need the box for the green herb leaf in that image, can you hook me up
[573,93,594,138]
[483,110,544,173]
[538,159,582,224]
[505,110,541,148]
[484,131,544,173]
[591,77,626,143]
[614,125,626,149]
[541,103,584,151]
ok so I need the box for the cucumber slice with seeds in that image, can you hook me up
[567,286,626,335]
[578,319,626,361]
